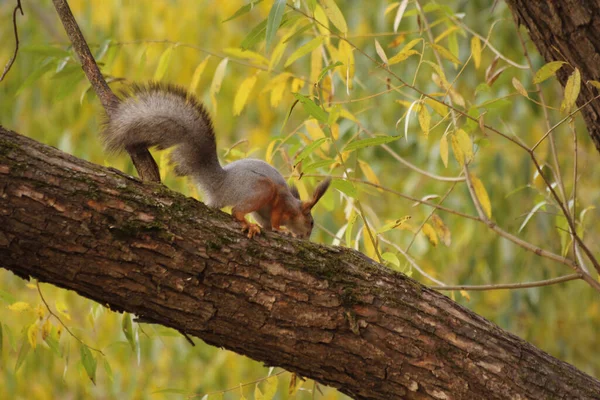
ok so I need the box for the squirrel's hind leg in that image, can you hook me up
[231,179,276,239]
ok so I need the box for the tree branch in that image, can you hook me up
[1,126,600,399]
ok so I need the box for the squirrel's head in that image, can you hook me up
[282,178,331,239]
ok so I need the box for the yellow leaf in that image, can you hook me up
[224,48,269,65]
[512,77,529,98]
[270,78,287,107]
[338,40,355,89]
[255,386,264,400]
[450,129,473,167]
[288,373,303,395]
[435,26,459,44]
[291,78,304,92]
[269,41,288,70]
[430,214,451,246]
[377,216,412,234]
[460,290,471,301]
[314,5,330,36]
[362,226,379,259]
[470,173,492,219]
[321,0,347,33]
[153,46,173,81]
[8,301,31,312]
[471,36,481,69]
[210,58,229,115]
[35,304,45,320]
[589,80,600,89]
[234,75,258,116]
[310,46,323,85]
[41,318,52,340]
[27,323,38,349]
[425,98,448,116]
[440,133,449,168]
[388,49,419,66]
[533,61,565,84]
[285,37,324,67]
[422,223,438,247]
[188,56,210,94]
[55,301,71,321]
[430,43,461,65]
[265,139,280,163]
[375,39,388,64]
[560,68,581,113]
[418,103,430,136]
[359,160,381,186]
[263,375,278,400]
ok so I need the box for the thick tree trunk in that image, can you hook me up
[506,0,600,153]
[1,126,599,399]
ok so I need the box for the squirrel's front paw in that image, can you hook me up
[241,222,261,239]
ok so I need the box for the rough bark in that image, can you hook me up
[1,126,599,399]
[506,0,600,153]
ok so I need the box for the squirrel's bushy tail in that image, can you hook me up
[102,82,222,177]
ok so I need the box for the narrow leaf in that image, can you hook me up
[80,345,97,384]
[560,68,581,113]
[430,43,461,65]
[393,0,409,32]
[418,104,431,136]
[519,201,547,233]
[471,36,481,69]
[532,61,566,84]
[263,375,278,400]
[266,0,286,51]
[430,214,451,246]
[233,75,258,115]
[15,335,30,372]
[374,40,388,64]
[189,56,210,93]
[321,0,348,33]
[343,136,400,152]
[332,179,357,197]
[388,49,419,65]
[284,37,324,67]
[439,133,449,168]
[295,137,328,162]
[122,313,135,351]
[224,48,269,65]
[223,0,264,22]
[470,174,492,218]
[422,223,438,247]
[210,58,229,114]
[153,46,174,81]
[293,93,328,122]
[512,77,529,98]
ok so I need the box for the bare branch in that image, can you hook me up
[0,0,24,82]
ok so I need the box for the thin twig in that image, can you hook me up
[0,0,23,82]
[431,273,581,291]
[188,370,287,399]
[36,281,105,355]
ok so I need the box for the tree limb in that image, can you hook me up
[1,126,599,399]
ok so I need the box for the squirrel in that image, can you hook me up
[101,82,331,239]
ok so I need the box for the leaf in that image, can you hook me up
[560,68,581,113]
[345,212,358,247]
[0,289,16,304]
[418,104,431,136]
[381,252,400,269]
[303,159,335,173]
[321,0,348,33]
[15,335,31,372]
[223,0,264,22]
[404,100,419,140]
[362,226,379,259]
[210,58,229,114]
[470,174,492,219]
[439,133,449,168]
[7,301,30,312]
[255,386,264,400]
[533,61,566,84]
[343,136,400,152]
[425,98,448,116]
[189,57,210,93]
[224,48,269,65]
[266,0,286,51]
[519,201,547,232]
[44,334,62,357]
[295,137,329,162]
[263,375,278,400]
[374,40,388,64]
[153,46,174,81]
[512,77,529,98]
[293,93,328,122]
[332,179,357,198]
[377,216,412,233]
[284,37,324,67]
[471,36,481,69]
[233,75,258,116]
[589,80,600,89]
[450,129,473,167]
[430,43,461,65]
[27,323,38,349]
[393,0,409,32]
[422,223,438,247]
[55,301,71,321]
[122,313,135,351]
[430,214,451,246]
[288,373,302,395]
[388,49,419,65]
[80,345,97,384]
[359,160,380,186]
[460,290,471,301]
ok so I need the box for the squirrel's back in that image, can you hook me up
[102,82,222,180]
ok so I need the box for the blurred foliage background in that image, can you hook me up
[1,0,599,398]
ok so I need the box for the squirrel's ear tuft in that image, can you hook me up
[302,177,331,213]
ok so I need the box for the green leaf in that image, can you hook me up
[532,61,566,84]
[302,159,335,173]
[321,0,348,33]
[80,345,97,384]
[332,179,357,197]
[293,93,328,122]
[16,60,54,96]
[44,334,62,357]
[430,43,461,64]
[0,289,16,304]
[223,0,264,22]
[317,61,343,82]
[284,37,324,67]
[266,0,286,51]
[295,137,328,163]
[381,252,401,269]
[153,46,174,81]
[122,313,135,351]
[15,335,31,372]
[343,136,400,152]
